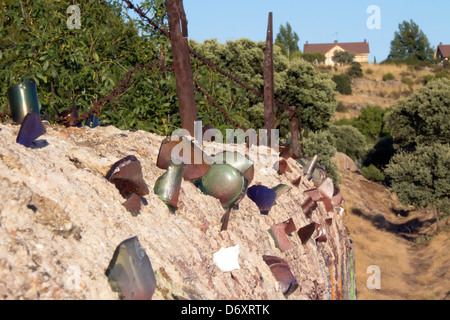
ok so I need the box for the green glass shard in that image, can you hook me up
[105,236,157,300]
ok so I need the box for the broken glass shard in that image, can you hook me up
[274,159,292,175]
[262,255,298,297]
[213,151,254,184]
[292,176,302,187]
[16,113,46,148]
[301,197,317,217]
[268,218,296,252]
[198,164,247,209]
[105,236,157,300]
[123,193,143,217]
[106,155,149,199]
[247,185,277,215]
[154,160,185,213]
[85,114,101,128]
[212,245,240,272]
[298,222,323,245]
[8,78,41,124]
[271,184,292,199]
[156,136,211,180]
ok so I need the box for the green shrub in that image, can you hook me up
[329,125,367,160]
[382,73,396,81]
[332,74,352,95]
[435,70,450,80]
[422,74,435,84]
[362,164,385,182]
[347,62,363,78]
[401,77,414,88]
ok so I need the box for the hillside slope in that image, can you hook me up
[335,153,450,300]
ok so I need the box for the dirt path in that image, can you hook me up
[334,153,450,300]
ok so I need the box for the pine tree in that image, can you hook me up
[275,22,300,59]
[388,19,434,62]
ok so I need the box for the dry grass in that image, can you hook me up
[335,153,450,300]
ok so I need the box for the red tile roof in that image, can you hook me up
[304,41,370,55]
[437,44,450,58]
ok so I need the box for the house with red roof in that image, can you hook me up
[435,43,450,61]
[303,40,370,66]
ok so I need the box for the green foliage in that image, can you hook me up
[382,73,396,81]
[385,143,450,216]
[0,0,181,135]
[385,78,450,216]
[401,77,414,89]
[387,19,434,63]
[332,74,352,95]
[347,62,363,78]
[329,125,367,160]
[275,22,300,59]
[302,130,340,185]
[352,106,389,142]
[362,164,385,182]
[301,52,326,64]
[385,78,450,151]
[332,51,355,65]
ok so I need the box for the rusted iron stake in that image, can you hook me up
[166,0,197,137]
[264,12,275,132]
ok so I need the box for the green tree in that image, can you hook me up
[332,74,352,95]
[385,143,450,223]
[275,22,300,59]
[191,39,338,138]
[353,105,389,142]
[385,78,450,225]
[385,78,450,151]
[0,0,182,135]
[329,125,367,161]
[332,51,355,65]
[387,19,434,63]
[301,52,326,64]
[347,62,363,78]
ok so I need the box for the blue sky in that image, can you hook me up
[175,0,449,62]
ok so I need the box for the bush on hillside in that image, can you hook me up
[332,74,352,95]
[362,164,385,182]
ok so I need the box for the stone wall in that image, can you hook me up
[0,122,355,300]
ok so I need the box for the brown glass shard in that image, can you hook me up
[292,176,302,187]
[301,197,317,217]
[262,255,298,297]
[298,223,318,245]
[275,159,292,175]
[283,218,297,235]
[123,193,143,217]
[268,218,297,252]
[105,236,157,300]
[156,137,211,180]
[304,189,323,202]
[331,188,344,207]
[298,222,326,244]
[106,155,149,199]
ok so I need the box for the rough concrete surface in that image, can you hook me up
[0,122,355,300]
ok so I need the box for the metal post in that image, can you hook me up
[166,0,197,137]
[264,12,275,132]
